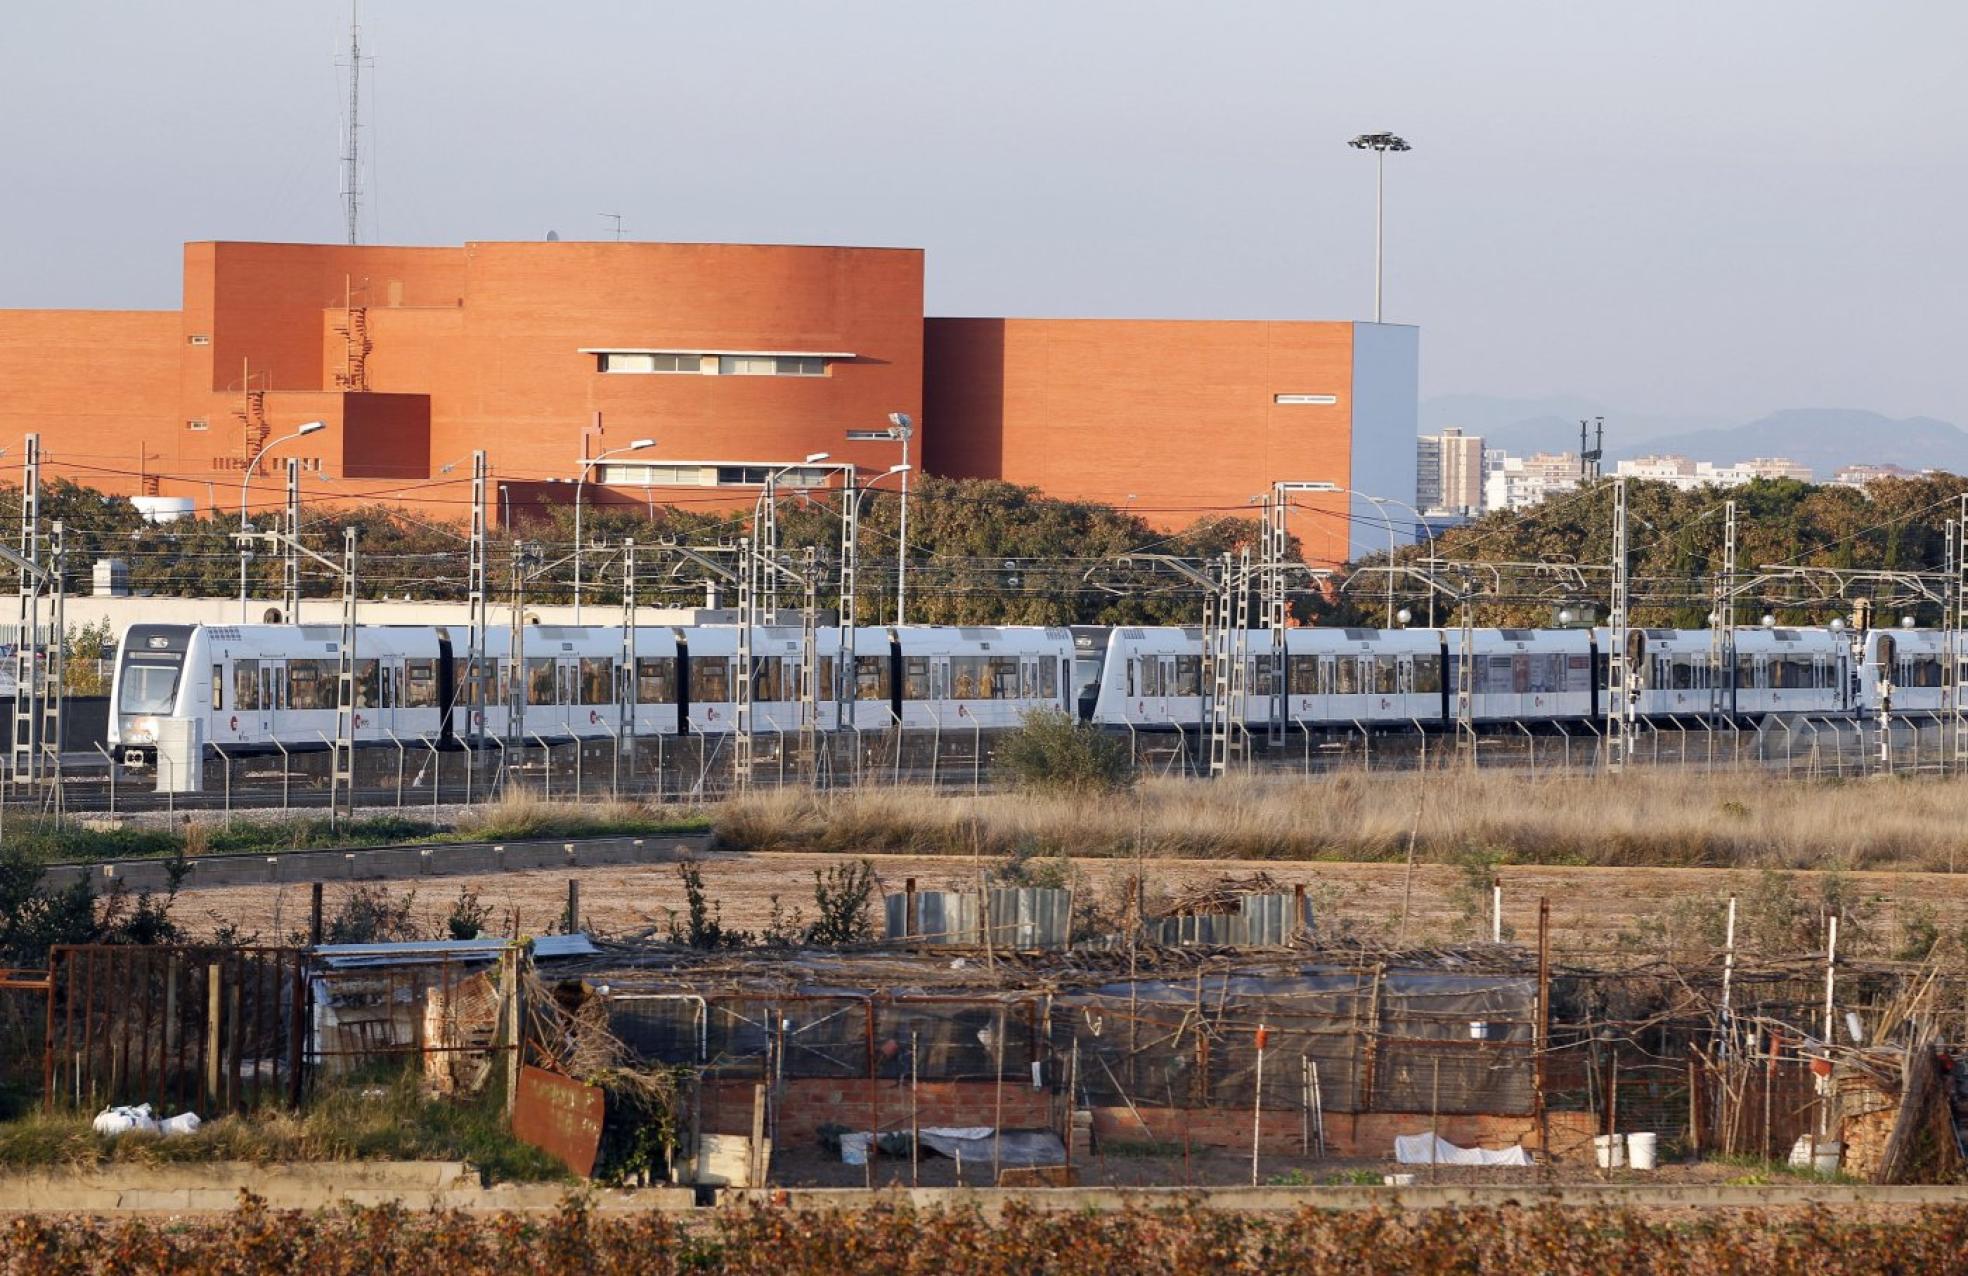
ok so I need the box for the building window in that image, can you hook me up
[186,419,209,431]
[598,352,701,373]
[187,334,211,346]
[1274,394,1339,406]
[712,465,829,488]
[717,355,825,377]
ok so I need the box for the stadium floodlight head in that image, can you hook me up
[296,420,327,436]
[1349,132,1411,153]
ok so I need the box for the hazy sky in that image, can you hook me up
[3,2,1962,424]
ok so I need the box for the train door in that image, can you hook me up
[556,659,578,731]
[1315,654,1336,724]
[375,659,401,736]
[259,659,286,738]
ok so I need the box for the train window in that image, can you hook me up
[690,659,730,703]
[1124,657,1135,698]
[1250,655,1273,698]
[990,656,1019,699]
[1917,658,1944,688]
[904,657,929,701]
[556,663,577,705]
[579,658,613,705]
[211,664,223,711]
[1042,658,1058,699]
[1736,655,1756,688]
[352,660,380,709]
[1336,657,1359,695]
[403,659,436,708]
[233,662,260,711]
[286,660,330,711]
[950,656,988,699]
[853,655,889,701]
[1020,661,1038,699]
[1566,655,1590,692]
[816,657,834,699]
[1374,656,1397,695]
[1288,656,1317,696]
[1413,655,1441,694]
[1175,656,1201,697]
[636,657,675,703]
[1318,659,1336,696]
[525,657,557,705]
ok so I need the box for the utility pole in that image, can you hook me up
[617,538,637,796]
[838,469,858,739]
[1954,495,1968,772]
[466,450,489,794]
[281,458,301,622]
[1579,417,1604,483]
[11,435,42,791]
[331,528,358,824]
[1709,500,1735,729]
[734,536,755,789]
[1606,478,1631,772]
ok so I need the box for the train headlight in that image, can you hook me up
[128,717,158,743]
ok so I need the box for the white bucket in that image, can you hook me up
[1626,1132,1657,1171]
[1593,1134,1626,1169]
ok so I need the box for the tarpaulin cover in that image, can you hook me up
[1393,1134,1531,1167]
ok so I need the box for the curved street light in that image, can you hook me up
[239,420,324,622]
[573,437,656,621]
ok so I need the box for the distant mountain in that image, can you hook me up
[1420,394,1732,456]
[1423,396,1968,480]
[1608,409,1968,479]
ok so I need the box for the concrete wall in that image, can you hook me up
[1347,322,1422,562]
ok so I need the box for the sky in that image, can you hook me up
[2,1,1963,425]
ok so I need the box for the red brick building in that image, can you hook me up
[0,240,1416,566]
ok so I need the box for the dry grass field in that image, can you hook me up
[712,770,1968,873]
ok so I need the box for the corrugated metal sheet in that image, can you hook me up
[1142,893,1313,948]
[883,888,1071,949]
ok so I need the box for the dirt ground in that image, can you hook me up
[168,849,1968,959]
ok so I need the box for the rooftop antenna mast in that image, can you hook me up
[341,1,363,245]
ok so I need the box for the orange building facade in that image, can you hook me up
[0,240,1415,565]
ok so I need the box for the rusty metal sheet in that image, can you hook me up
[512,1065,605,1177]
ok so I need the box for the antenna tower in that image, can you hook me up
[341,2,363,245]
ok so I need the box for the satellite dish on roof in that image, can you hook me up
[545,229,560,242]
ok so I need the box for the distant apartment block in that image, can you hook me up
[1833,463,1926,488]
[1415,426,1484,515]
[1483,450,1583,512]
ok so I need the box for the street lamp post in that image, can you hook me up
[573,438,656,622]
[1271,481,1435,626]
[754,452,831,620]
[1348,132,1411,324]
[239,420,324,622]
[847,412,913,625]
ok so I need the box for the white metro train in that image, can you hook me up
[1084,623,1944,730]
[110,622,1075,764]
[109,619,1943,765]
